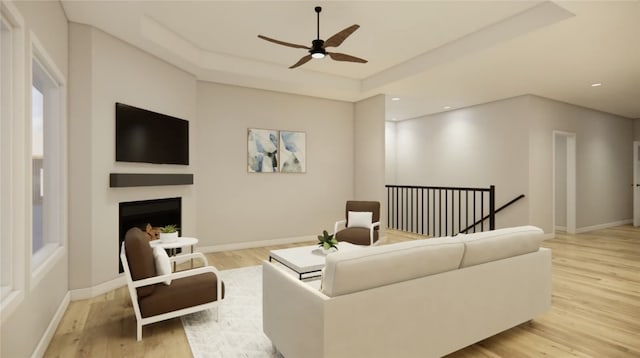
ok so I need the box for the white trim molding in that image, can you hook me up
[31,292,70,358]
[69,275,126,301]
[575,219,633,234]
[198,235,316,253]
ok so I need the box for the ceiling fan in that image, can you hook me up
[258,6,368,69]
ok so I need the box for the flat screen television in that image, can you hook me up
[115,103,189,165]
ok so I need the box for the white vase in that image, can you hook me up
[159,232,178,243]
[322,246,337,255]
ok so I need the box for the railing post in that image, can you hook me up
[489,185,496,230]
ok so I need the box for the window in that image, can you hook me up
[30,37,66,281]
[31,85,44,254]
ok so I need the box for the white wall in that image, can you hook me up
[195,82,354,246]
[2,1,68,357]
[528,96,633,231]
[387,95,633,234]
[68,24,197,289]
[68,22,358,286]
[385,121,397,185]
[354,95,386,204]
[634,118,640,141]
[392,96,531,230]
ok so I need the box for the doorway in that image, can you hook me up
[634,141,639,227]
[553,131,576,234]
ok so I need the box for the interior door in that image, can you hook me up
[634,141,640,227]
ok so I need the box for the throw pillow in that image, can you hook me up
[347,211,372,229]
[153,246,172,285]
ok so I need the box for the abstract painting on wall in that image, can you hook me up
[279,131,306,173]
[247,128,279,173]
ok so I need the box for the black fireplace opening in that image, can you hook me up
[119,197,182,273]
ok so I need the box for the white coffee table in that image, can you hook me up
[269,242,363,280]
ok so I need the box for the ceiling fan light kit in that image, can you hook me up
[258,6,367,69]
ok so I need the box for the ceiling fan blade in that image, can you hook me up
[327,52,368,63]
[324,25,360,48]
[258,35,310,50]
[289,54,313,69]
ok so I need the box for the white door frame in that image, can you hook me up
[553,131,577,234]
[634,141,639,227]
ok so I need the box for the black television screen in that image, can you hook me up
[115,103,189,165]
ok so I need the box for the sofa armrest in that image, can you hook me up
[170,252,209,266]
[263,261,327,358]
[132,265,221,288]
[370,221,381,245]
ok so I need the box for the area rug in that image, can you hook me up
[181,265,283,358]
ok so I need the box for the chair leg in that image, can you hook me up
[137,322,142,341]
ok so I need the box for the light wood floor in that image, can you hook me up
[44,226,640,357]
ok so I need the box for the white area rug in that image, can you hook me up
[181,265,283,358]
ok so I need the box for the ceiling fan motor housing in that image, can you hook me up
[310,39,326,58]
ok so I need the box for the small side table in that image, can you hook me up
[149,237,199,270]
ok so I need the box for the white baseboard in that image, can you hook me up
[69,275,126,301]
[575,219,633,234]
[555,226,567,232]
[31,291,70,358]
[541,233,555,241]
[198,235,316,253]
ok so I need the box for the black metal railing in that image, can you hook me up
[458,194,525,234]
[385,185,495,237]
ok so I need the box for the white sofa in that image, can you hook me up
[262,226,551,358]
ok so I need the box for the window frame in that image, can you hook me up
[0,0,26,321]
[28,32,67,289]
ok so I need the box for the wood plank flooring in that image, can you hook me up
[44,226,640,357]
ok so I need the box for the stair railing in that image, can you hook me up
[385,185,495,237]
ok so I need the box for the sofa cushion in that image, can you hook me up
[457,225,544,268]
[124,227,157,298]
[138,272,225,318]
[345,201,380,226]
[347,211,372,228]
[321,237,464,297]
[335,227,379,245]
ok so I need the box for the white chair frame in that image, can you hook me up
[334,220,381,246]
[120,242,223,340]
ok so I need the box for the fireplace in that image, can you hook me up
[118,197,182,272]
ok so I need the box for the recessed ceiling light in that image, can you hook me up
[591,83,602,87]
[391,97,400,101]
[444,106,452,110]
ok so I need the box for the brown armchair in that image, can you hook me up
[120,227,224,340]
[333,201,381,246]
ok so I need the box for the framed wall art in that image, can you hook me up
[247,128,279,173]
[279,130,306,173]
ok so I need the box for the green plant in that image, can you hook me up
[317,230,338,250]
[159,224,179,233]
